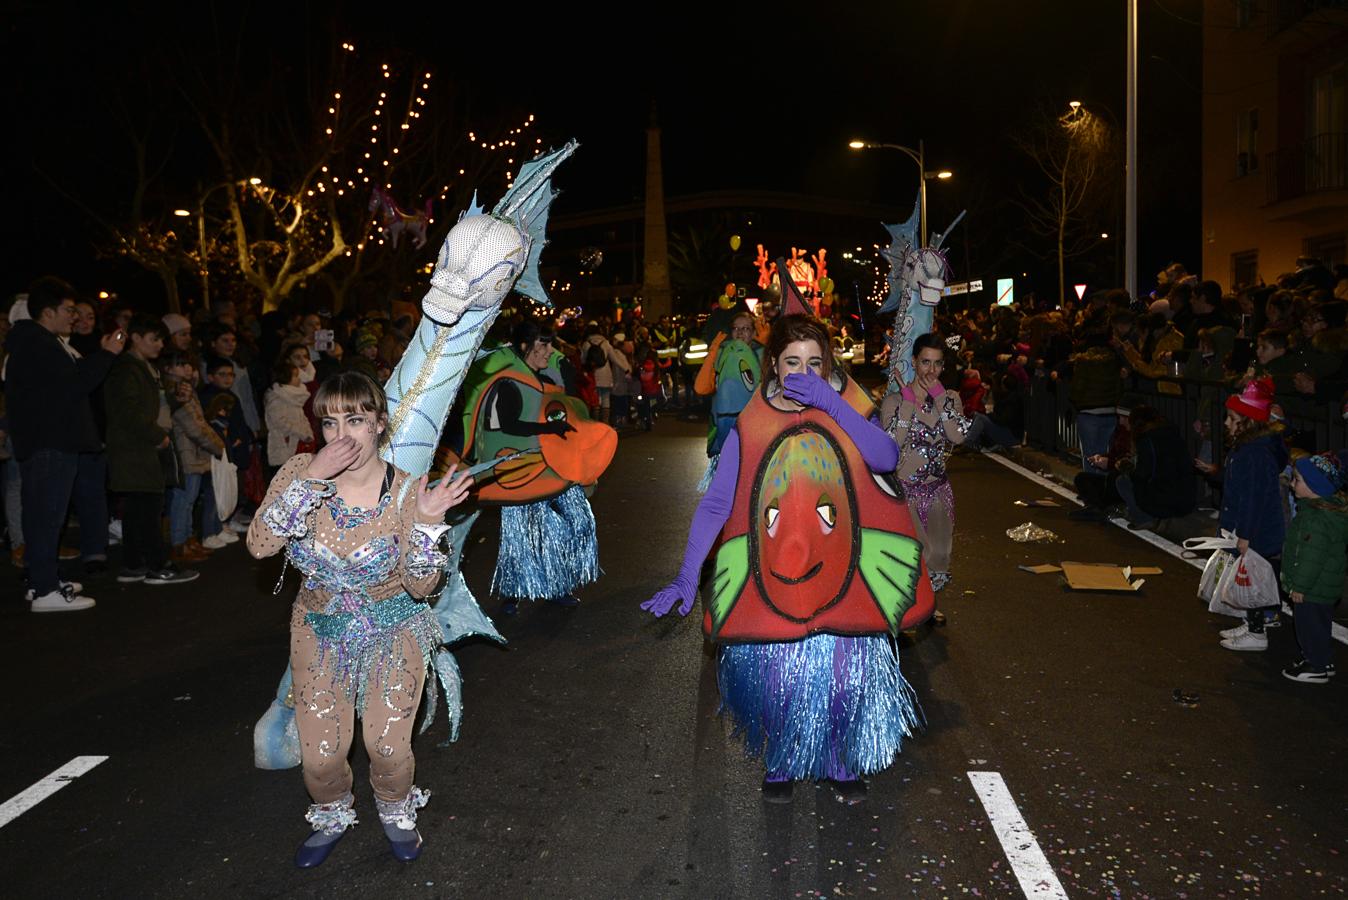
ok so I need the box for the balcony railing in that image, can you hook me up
[1265,132,1348,204]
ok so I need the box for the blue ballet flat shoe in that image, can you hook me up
[294,830,346,868]
[384,825,423,862]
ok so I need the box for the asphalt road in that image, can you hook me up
[3,417,1347,899]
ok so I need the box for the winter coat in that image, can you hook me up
[3,320,115,460]
[1120,326,1184,395]
[265,383,314,466]
[167,376,225,475]
[583,334,628,389]
[1295,328,1348,381]
[1068,346,1122,411]
[1219,428,1289,558]
[1127,420,1196,519]
[1281,493,1348,605]
[200,383,255,471]
[104,353,170,493]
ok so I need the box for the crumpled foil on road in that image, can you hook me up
[1006,522,1059,543]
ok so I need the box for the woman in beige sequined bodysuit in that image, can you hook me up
[247,372,472,867]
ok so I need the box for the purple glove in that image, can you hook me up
[782,371,842,417]
[783,372,898,473]
[640,573,697,617]
[639,431,741,618]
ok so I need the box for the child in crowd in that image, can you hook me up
[161,352,229,560]
[200,355,254,512]
[635,343,660,431]
[1205,378,1290,652]
[1279,453,1348,684]
[263,358,315,480]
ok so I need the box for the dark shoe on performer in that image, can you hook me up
[761,777,793,804]
[295,793,356,868]
[377,786,430,862]
[832,779,868,805]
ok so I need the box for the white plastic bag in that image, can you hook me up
[1183,529,1239,556]
[212,452,238,523]
[1218,549,1278,611]
[1204,553,1243,617]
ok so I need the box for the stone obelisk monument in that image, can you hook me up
[640,105,673,318]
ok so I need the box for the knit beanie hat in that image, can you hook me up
[1225,377,1274,422]
[161,313,191,335]
[1296,452,1346,497]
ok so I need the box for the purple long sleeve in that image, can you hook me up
[828,398,900,474]
[674,429,741,587]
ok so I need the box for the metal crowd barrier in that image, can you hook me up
[1024,375,1347,469]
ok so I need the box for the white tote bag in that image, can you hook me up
[211,452,238,523]
[1219,549,1279,611]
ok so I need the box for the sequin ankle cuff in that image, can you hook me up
[305,792,357,834]
[376,785,430,830]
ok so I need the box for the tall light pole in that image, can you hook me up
[849,140,953,246]
[1125,0,1138,301]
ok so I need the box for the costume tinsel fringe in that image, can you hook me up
[717,633,922,780]
[696,454,720,494]
[493,484,600,600]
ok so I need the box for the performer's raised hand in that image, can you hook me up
[415,466,473,520]
[306,436,361,480]
[641,574,696,617]
[782,370,838,415]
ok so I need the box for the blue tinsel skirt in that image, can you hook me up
[717,633,921,780]
[493,484,600,600]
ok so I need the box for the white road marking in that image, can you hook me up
[0,756,108,828]
[982,451,1348,646]
[981,450,1201,571]
[967,771,1068,899]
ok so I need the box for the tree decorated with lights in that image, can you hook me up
[182,37,544,313]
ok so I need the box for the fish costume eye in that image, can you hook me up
[816,501,836,532]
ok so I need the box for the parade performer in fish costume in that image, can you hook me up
[642,275,933,805]
[457,318,617,614]
[248,142,578,867]
[694,310,763,490]
[877,201,970,600]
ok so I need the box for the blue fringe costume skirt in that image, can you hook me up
[493,484,600,600]
[717,633,921,781]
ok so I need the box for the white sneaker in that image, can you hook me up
[25,580,84,603]
[1221,630,1268,652]
[1219,622,1248,640]
[218,530,240,544]
[201,533,230,550]
[31,585,95,613]
[107,519,123,542]
[226,520,250,534]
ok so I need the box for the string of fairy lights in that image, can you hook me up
[300,41,543,257]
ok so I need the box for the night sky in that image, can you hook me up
[4,0,1203,303]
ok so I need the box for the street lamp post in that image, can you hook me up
[848,140,952,246]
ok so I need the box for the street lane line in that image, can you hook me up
[982,450,1203,570]
[0,756,108,828]
[967,771,1068,899]
[982,451,1348,646]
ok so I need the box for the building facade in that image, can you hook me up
[1202,0,1348,288]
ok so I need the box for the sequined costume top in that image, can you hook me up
[247,454,449,615]
[880,384,970,486]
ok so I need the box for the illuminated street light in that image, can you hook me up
[248,177,262,185]
[173,209,191,217]
[1101,232,1110,239]
[849,139,951,245]
[1069,100,1082,110]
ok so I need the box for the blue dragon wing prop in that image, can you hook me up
[492,140,578,306]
